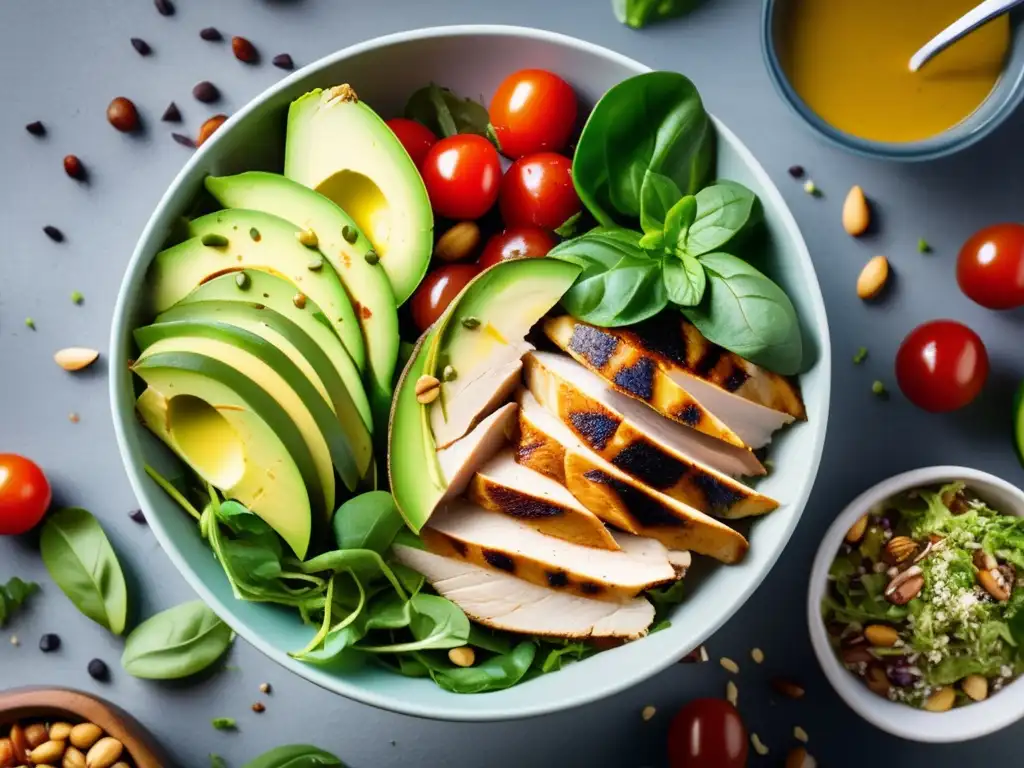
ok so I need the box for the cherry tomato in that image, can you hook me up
[490,69,577,158]
[666,698,748,768]
[956,223,1024,310]
[895,320,989,412]
[0,454,52,536]
[420,135,501,220]
[499,153,581,230]
[385,118,437,169]
[478,226,558,270]
[410,264,481,333]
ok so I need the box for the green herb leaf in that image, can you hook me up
[211,717,237,731]
[357,593,470,653]
[663,194,697,251]
[40,507,128,635]
[681,252,803,374]
[663,253,706,307]
[121,600,234,679]
[0,577,39,628]
[918,238,932,254]
[210,755,228,768]
[638,231,664,251]
[684,181,758,256]
[242,745,344,768]
[332,491,404,555]
[640,171,683,235]
[554,211,583,238]
[853,346,868,365]
[612,0,705,28]
[416,641,537,693]
[405,83,491,140]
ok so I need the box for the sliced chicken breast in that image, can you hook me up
[424,500,676,602]
[525,351,765,479]
[437,403,517,501]
[392,544,655,639]
[469,448,619,551]
[517,389,753,559]
[543,316,748,449]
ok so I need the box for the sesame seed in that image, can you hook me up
[720,657,739,674]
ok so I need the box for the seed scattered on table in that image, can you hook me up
[726,680,738,707]
[64,154,87,180]
[259,682,271,694]
[10,635,19,646]
[750,647,764,664]
[787,165,805,179]
[161,102,182,122]
[641,705,656,721]
[211,717,236,731]
[803,180,820,197]
[172,132,196,148]
[26,120,46,136]
[232,36,259,63]
[679,645,708,663]
[44,225,64,242]
[853,346,868,364]
[918,238,932,254]
[750,733,769,756]
[129,508,147,524]
[794,725,809,743]
[771,677,806,699]
[197,114,228,146]
[130,37,152,56]
[107,97,140,133]
[719,656,739,674]
[200,26,223,41]
[193,81,221,104]
[154,0,174,16]
[25,317,36,331]
[872,380,888,398]
[272,53,294,70]
[71,290,84,305]
[87,657,110,681]
[68,412,80,424]
[252,702,266,713]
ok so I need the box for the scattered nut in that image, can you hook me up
[29,740,66,765]
[106,97,140,133]
[196,114,228,147]
[161,102,181,123]
[719,656,739,674]
[770,677,805,699]
[750,733,769,757]
[864,624,899,648]
[924,687,956,712]
[85,736,123,768]
[842,185,870,236]
[884,536,917,565]
[857,255,890,300]
[640,705,657,721]
[786,746,817,768]
[199,27,222,41]
[69,724,103,751]
[726,680,738,707]
[231,36,259,63]
[49,724,73,742]
[272,53,294,70]
[259,682,272,694]
[845,514,868,544]
[435,221,482,262]
[415,374,441,404]
[962,674,989,702]
[24,723,49,749]
[192,81,221,104]
[55,347,101,372]
[252,702,266,713]
[64,746,87,768]
[885,565,924,605]
[26,120,46,136]
[750,647,764,664]
[64,155,86,181]
[130,37,152,56]
[448,646,475,667]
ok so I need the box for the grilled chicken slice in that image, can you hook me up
[437,403,517,501]
[392,544,655,639]
[423,501,676,602]
[517,389,753,558]
[543,316,749,449]
[547,316,804,448]
[525,351,765,479]
[468,448,619,550]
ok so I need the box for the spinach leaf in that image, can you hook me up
[300,548,408,600]
[682,252,803,374]
[536,640,593,673]
[417,641,537,693]
[573,72,714,226]
[612,0,704,28]
[121,600,234,679]
[554,211,583,238]
[242,745,344,768]
[357,593,469,653]
[292,572,366,661]
[685,181,758,256]
[468,625,515,655]
[40,507,128,635]
[0,577,39,628]
[210,755,227,768]
[647,578,688,620]
[332,491,404,554]
[663,254,706,307]
[405,84,492,140]
[639,171,683,235]
[663,195,697,254]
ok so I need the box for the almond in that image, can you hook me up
[842,185,870,236]
[857,255,889,300]
[885,566,924,605]
[978,567,1011,601]
[786,746,817,768]
[55,347,100,372]
[845,514,869,544]
[864,624,899,647]
[865,663,890,697]
[924,686,956,712]
[196,114,228,147]
[435,221,481,263]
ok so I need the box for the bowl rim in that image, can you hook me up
[110,23,831,721]
[760,0,1024,162]
[807,465,1024,742]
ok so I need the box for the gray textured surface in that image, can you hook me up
[2,1,1023,766]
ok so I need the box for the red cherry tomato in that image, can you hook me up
[385,118,437,169]
[666,698,748,768]
[420,135,501,220]
[956,223,1024,310]
[895,320,989,412]
[0,454,52,535]
[410,264,481,333]
[490,69,577,158]
[499,153,581,230]
[478,227,558,270]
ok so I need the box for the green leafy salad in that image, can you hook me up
[824,482,1024,710]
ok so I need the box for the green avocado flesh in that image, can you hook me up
[133,352,313,558]
[146,208,366,375]
[1015,382,1024,466]
[284,86,432,306]
[174,269,372,433]
[204,172,398,432]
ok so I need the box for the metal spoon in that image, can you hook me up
[909,0,1023,72]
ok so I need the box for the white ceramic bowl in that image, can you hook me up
[110,25,831,720]
[808,466,1024,742]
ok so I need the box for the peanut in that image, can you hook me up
[28,740,66,765]
[415,374,441,404]
[69,724,102,751]
[63,746,87,768]
[85,737,123,768]
[49,724,73,742]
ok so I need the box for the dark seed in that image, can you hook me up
[341,225,357,244]
[63,154,86,180]
[193,81,220,104]
[293,293,307,310]
[201,233,229,247]
[235,272,251,290]
[252,702,266,713]
[129,508,147,524]
[154,0,174,16]
[39,633,61,652]
[157,105,181,127]
[272,53,294,70]
[131,37,152,56]
[231,36,259,63]
[461,316,480,329]
[107,96,141,133]
[87,658,110,681]
[172,132,196,148]
[364,250,379,265]
[26,120,45,136]
[788,165,805,179]
[249,227,261,242]
[199,26,223,41]
[43,225,64,242]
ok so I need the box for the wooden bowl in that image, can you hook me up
[0,687,170,767]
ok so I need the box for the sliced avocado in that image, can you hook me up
[154,300,373,480]
[284,85,432,306]
[133,355,313,558]
[146,209,366,374]
[1015,382,1024,467]
[173,269,372,433]
[204,172,399,430]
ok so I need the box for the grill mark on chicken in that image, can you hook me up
[723,367,750,392]
[692,473,746,513]
[482,549,516,572]
[568,411,620,451]
[515,440,543,462]
[612,357,655,401]
[630,317,687,366]
[546,570,569,588]
[692,344,723,378]
[568,323,620,368]
[447,536,468,556]
[487,486,565,518]
[580,581,604,596]
[582,469,687,528]
[674,403,702,426]
[610,440,686,489]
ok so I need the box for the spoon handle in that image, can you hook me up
[909,0,1024,72]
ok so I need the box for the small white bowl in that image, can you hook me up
[808,466,1024,743]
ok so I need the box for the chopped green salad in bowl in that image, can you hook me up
[810,467,1024,742]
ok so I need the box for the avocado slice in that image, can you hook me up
[146,209,366,374]
[173,269,372,433]
[154,300,373,481]
[133,354,314,558]
[284,85,432,306]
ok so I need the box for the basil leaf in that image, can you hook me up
[682,252,803,374]
[0,577,39,628]
[40,507,128,635]
[663,253,706,307]
[405,83,491,139]
[639,171,682,235]
[332,491,403,555]
[121,600,234,679]
[663,194,697,251]
[685,181,758,256]
[612,0,705,28]
[638,231,664,251]
[242,745,344,768]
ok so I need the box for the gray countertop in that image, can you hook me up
[3,1,1024,766]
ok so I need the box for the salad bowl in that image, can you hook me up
[110,25,831,720]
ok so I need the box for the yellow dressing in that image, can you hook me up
[777,0,1010,142]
